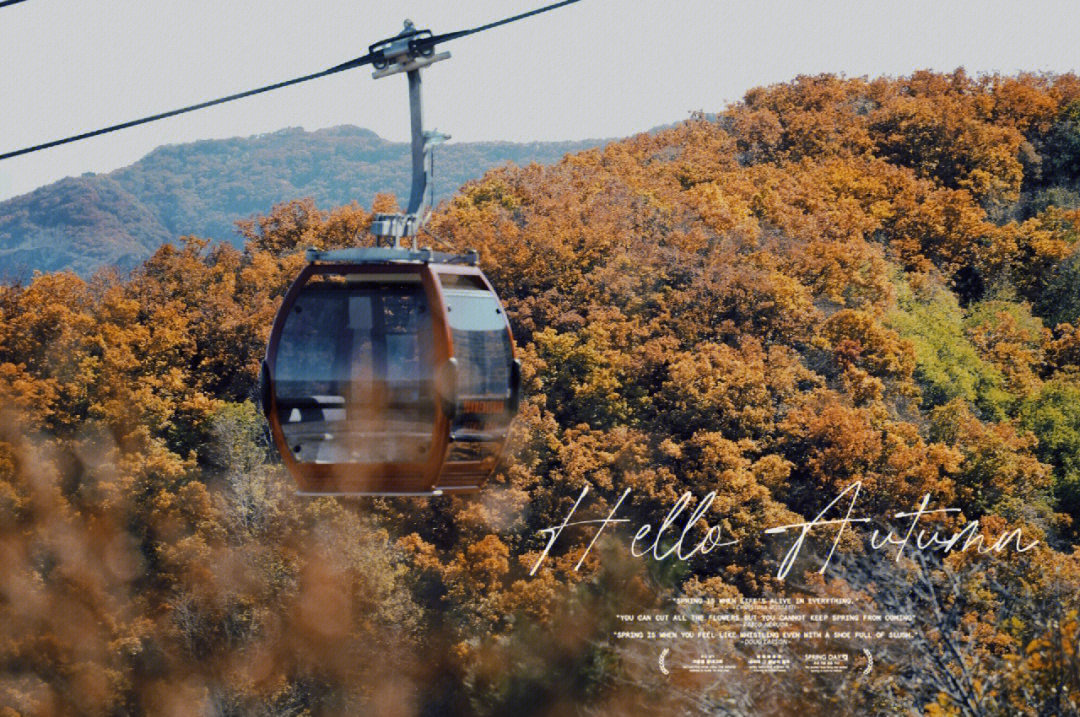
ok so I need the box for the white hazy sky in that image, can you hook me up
[1,0,1078,201]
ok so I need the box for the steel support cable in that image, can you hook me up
[421,0,582,47]
[0,56,375,160]
[0,0,584,161]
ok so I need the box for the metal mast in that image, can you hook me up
[367,21,451,249]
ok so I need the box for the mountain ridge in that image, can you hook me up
[0,126,606,277]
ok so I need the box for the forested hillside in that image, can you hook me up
[1,70,1080,715]
[0,126,603,277]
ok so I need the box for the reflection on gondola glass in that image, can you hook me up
[442,286,513,451]
[275,280,434,463]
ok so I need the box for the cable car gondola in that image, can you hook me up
[261,247,521,496]
[255,16,548,496]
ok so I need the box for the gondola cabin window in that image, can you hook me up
[441,279,513,464]
[274,278,434,465]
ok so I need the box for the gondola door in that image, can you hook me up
[264,262,451,495]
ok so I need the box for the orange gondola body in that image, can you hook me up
[261,248,520,496]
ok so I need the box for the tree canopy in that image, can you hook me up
[2,70,1080,715]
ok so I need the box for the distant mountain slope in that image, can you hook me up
[0,126,604,276]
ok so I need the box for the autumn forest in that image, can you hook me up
[2,70,1080,715]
